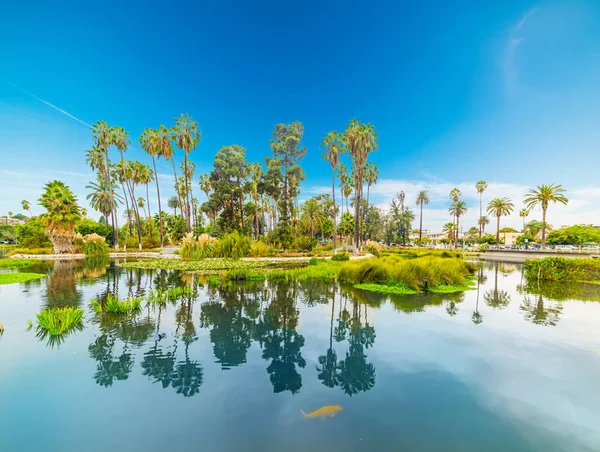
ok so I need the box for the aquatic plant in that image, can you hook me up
[524,257,600,282]
[91,294,142,314]
[119,258,271,272]
[34,307,84,336]
[0,258,42,268]
[353,283,418,295]
[0,272,45,285]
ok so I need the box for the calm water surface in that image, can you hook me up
[1,259,600,452]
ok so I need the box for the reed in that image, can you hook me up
[34,307,84,336]
[91,294,142,314]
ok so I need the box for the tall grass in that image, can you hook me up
[82,233,109,256]
[249,241,270,257]
[212,231,251,259]
[34,307,84,336]
[524,257,600,282]
[91,294,142,314]
[338,255,475,291]
[180,233,217,260]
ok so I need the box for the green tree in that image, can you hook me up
[168,196,179,216]
[448,200,467,249]
[519,208,529,232]
[140,127,165,247]
[343,119,378,252]
[321,131,344,254]
[415,190,429,240]
[38,180,82,253]
[523,184,568,249]
[173,114,201,232]
[487,197,515,246]
[300,198,326,238]
[21,200,31,217]
[478,215,489,234]
[475,180,487,237]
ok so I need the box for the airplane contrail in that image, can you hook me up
[0,77,91,128]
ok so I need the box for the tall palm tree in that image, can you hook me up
[137,197,147,220]
[487,197,515,247]
[337,162,349,216]
[140,164,154,220]
[519,208,529,232]
[415,190,429,240]
[91,120,119,249]
[343,119,378,253]
[443,222,457,247]
[475,180,487,238]
[21,200,31,217]
[86,175,122,221]
[523,184,568,248]
[140,127,165,247]
[478,215,489,235]
[172,114,201,231]
[321,131,344,254]
[448,200,467,249]
[300,199,326,238]
[363,162,379,246]
[38,180,82,253]
[159,124,185,236]
[168,196,179,216]
[198,173,213,226]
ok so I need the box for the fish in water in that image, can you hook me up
[301,405,342,418]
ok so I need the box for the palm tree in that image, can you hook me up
[140,164,154,220]
[519,208,529,232]
[337,162,349,216]
[21,200,31,217]
[415,190,429,240]
[321,131,344,254]
[159,124,185,235]
[81,208,87,218]
[448,200,467,249]
[301,199,326,238]
[172,114,201,231]
[363,162,379,246]
[168,196,179,216]
[137,197,146,219]
[86,175,122,221]
[487,197,515,246]
[478,216,489,235]
[38,180,82,253]
[443,222,457,247]
[523,184,568,248]
[140,127,165,246]
[475,180,487,238]
[343,119,378,253]
[198,173,213,226]
[91,120,119,249]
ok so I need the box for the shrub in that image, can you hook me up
[250,240,270,257]
[82,233,108,256]
[524,257,600,282]
[331,252,350,262]
[15,219,52,248]
[180,233,217,260]
[366,245,380,258]
[291,236,318,252]
[76,219,109,238]
[34,307,84,336]
[309,257,321,266]
[338,258,390,284]
[212,231,251,259]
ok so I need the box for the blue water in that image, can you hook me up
[1,260,599,451]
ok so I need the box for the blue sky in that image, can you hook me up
[1,0,600,232]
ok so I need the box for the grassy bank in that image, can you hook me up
[0,258,42,269]
[524,257,600,282]
[0,272,45,285]
[119,258,272,272]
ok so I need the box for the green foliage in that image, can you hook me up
[0,258,41,268]
[366,245,380,257]
[212,231,251,259]
[224,268,266,281]
[331,252,350,261]
[91,294,142,314]
[479,234,499,245]
[119,258,269,272]
[34,307,84,336]
[15,218,52,248]
[291,236,317,252]
[546,225,600,245]
[82,234,109,256]
[179,233,217,260]
[250,240,270,257]
[7,247,53,256]
[524,257,600,282]
[76,218,109,237]
[308,257,321,266]
[338,255,475,292]
[338,212,354,236]
[0,272,45,285]
[354,283,418,295]
[0,224,16,242]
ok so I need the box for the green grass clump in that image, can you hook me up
[224,268,266,281]
[34,307,84,336]
[524,257,600,282]
[339,255,475,292]
[428,283,474,294]
[7,247,53,256]
[331,252,350,262]
[354,283,418,295]
[91,294,142,314]
[0,272,45,285]
[0,258,42,268]
[212,231,251,259]
[82,234,109,256]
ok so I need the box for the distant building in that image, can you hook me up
[0,217,25,226]
[501,232,522,246]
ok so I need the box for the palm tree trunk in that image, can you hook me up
[419,201,423,240]
[479,193,482,238]
[171,159,186,236]
[145,183,151,220]
[541,208,547,249]
[128,182,143,250]
[496,215,500,246]
[456,215,460,249]
[104,150,119,249]
[353,184,360,253]
[183,154,192,231]
[331,167,337,255]
[152,156,164,247]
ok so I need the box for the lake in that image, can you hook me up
[1,259,599,452]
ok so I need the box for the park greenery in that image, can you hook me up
[524,257,600,282]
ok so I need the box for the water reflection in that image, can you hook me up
[484,262,511,310]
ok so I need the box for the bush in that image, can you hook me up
[331,252,350,262]
[291,236,318,252]
[212,231,251,259]
[250,241,270,257]
[180,233,217,260]
[366,245,380,258]
[524,257,600,282]
[82,233,109,256]
[309,257,321,266]
[76,219,109,237]
[15,218,52,248]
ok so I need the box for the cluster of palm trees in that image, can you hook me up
[85,114,200,249]
[414,181,569,249]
